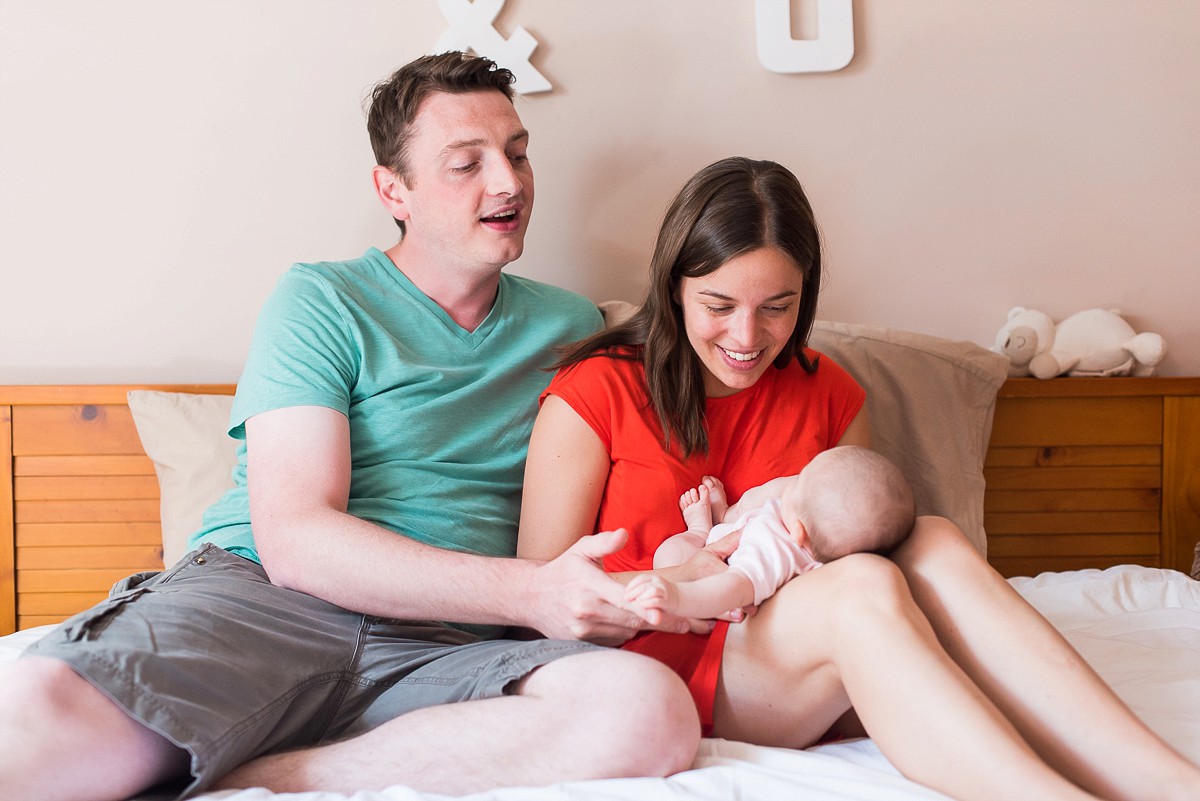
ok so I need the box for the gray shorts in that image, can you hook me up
[24,543,602,799]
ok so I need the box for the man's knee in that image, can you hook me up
[2,656,86,720]
[526,649,700,777]
[0,656,188,800]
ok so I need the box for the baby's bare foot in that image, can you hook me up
[701,476,729,521]
[680,484,713,531]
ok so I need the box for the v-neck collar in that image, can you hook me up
[368,248,503,348]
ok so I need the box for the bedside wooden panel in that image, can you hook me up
[985,377,1200,578]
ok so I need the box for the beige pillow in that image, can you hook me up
[124,310,1007,566]
[809,320,1009,555]
[127,390,238,566]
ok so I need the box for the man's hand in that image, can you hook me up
[530,529,698,645]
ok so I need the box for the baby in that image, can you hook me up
[626,446,916,624]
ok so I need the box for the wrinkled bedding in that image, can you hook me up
[3,565,1196,801]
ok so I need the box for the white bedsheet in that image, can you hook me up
[3,565,1197,801]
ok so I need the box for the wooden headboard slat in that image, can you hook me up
[16,455,156,477]
[1,384,235,633]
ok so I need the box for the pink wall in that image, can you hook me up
[2,1,1197,381]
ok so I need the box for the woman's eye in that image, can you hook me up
[763,305,791,315]
[705,305,733,315]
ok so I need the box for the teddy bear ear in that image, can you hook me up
[1007,307,1026,320]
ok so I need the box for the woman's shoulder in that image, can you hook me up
[553,345,643,383]
[771,348,865,399]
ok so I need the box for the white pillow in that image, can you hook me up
[127,390,237,566]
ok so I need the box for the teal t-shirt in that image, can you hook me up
[192,248,602,571]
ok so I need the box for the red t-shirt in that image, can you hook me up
[542,347,865,731]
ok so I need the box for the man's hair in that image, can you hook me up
[366,51,516,234]
[554,157,823,456]
[797,446,916,561]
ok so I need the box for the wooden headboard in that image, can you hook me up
[3,379,1198,636]
[0,385,235,635]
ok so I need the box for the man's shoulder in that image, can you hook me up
[501,273,594,305]
[282,249,388,288]
[500,273,603,328]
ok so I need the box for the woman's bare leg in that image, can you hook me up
[891,517,1200,801]
[713,555,1101,801]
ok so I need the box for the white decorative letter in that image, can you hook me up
[435,0,551,94]
[756,0,854,74]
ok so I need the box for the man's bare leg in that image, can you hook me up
[0,657,190,801]
[216,649,699,795]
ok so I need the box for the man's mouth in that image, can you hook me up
[481,209,518,224]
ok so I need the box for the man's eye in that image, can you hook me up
[451,162,477,173]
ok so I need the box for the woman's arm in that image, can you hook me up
[517,395,611,561]
[519,395,718,633]
[836,406,871,447]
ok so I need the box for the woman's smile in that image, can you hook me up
[678,247,805,398]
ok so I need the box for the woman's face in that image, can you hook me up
[677,246,805,398]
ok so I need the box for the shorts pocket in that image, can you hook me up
[61,587,152,642]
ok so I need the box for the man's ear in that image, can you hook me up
[372,165,410,223]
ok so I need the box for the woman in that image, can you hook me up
[518,157,1200,801]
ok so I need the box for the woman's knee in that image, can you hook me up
[775,554,924,642]
[892,515,991,579]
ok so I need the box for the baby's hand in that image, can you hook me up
[624,574,679,626]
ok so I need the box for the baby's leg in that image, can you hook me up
[679,484,714,533]
[701,476,729,522]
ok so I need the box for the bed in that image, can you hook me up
[2,317,1198,801]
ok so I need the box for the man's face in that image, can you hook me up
[393,90,534,277]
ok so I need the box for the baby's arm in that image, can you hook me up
[625,570,756,625]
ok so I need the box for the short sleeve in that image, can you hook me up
[230,267,360,438]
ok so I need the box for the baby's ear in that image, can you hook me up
[790,519,810,547]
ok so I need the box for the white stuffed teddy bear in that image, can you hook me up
[992,307,1166,379]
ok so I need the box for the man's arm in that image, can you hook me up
[246,405,646,644]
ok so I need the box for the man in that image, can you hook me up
[0,52,699,801]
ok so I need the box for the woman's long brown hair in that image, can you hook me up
[555,157,823,456]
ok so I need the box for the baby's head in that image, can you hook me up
[780,446,915,562]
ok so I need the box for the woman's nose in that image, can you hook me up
[729,310,760,345]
